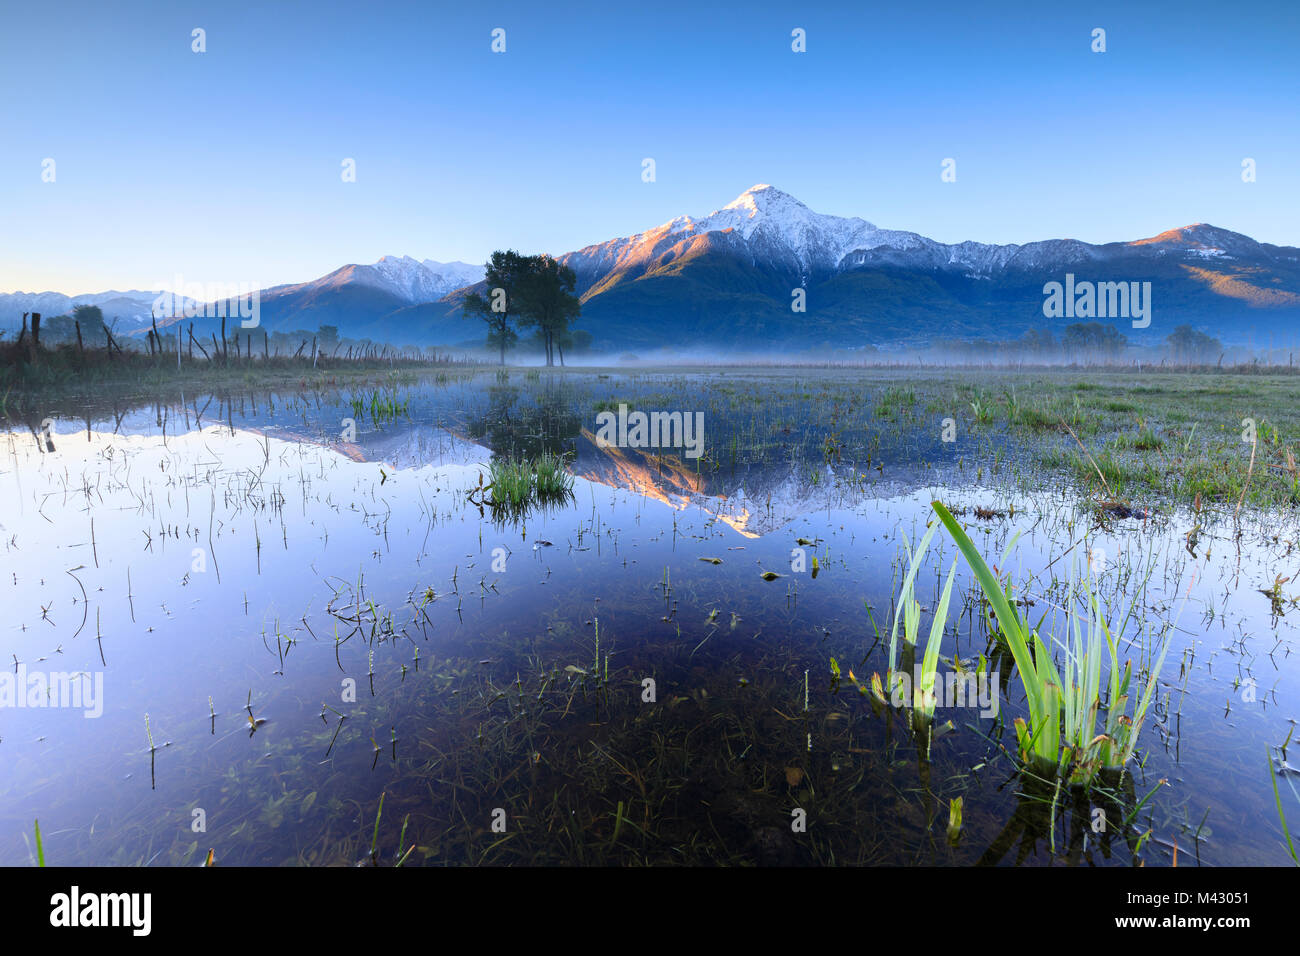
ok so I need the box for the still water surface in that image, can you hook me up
[1,373,1295,865]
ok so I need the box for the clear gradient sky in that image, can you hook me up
[2,0,1297,294]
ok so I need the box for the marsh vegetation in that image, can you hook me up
[2,364,1297,866]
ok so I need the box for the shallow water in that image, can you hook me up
[1,371,1296,866]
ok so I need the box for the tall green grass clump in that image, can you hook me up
[879,522,957,722]
[484,451,573,511]
[932,501,1169,785]
[349,390,409,424]
[488,458,535,507]
[531,450,572,498]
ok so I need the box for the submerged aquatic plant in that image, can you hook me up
[931,500,1169,785]
[946,797,963,846]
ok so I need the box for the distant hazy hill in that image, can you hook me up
[0,290,171,332]
[160,257,485,344]
[0,258,484,345]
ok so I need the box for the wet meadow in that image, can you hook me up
[2,364,1298,866]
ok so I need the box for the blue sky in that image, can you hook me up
[2,0,1297,294]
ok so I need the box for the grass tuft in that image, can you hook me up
[931,500,1170,785]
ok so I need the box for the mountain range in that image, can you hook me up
[547,185,1300,350]
[5,186,1298,351]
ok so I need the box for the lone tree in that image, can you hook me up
[462,250,531,365]
[317,324,340,354]
[517,254,580,367]
[1018,328,1058,356]
[1062,321,1127,359]
[71,304,107,344]
[1166,324,1222,364]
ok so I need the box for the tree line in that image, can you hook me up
[935,322,1224,363]
[462,251,582,366]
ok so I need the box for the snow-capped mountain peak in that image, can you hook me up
[720,183,802,215]
[353,256,483,301]
[613,185,919,274]
[421,259,486,290]
[555,184,1292,301]
[709,184,835,240]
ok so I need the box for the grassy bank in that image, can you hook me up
[1,339,480,400]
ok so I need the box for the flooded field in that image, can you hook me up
[2,366,1298,866]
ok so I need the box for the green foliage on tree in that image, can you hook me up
[1062,321,1127,356]
[317,324,340,353]
[72,304,108,339]
[516,255,580,367]
[37,314,77,344]
[35,305,110,346]
[462,250,531,365]
[463,251,582,366]
[1018,328,1058,354]
[1165,324,1222,363]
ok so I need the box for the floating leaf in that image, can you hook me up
[760,571,781,581]
[698,557,723,565]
